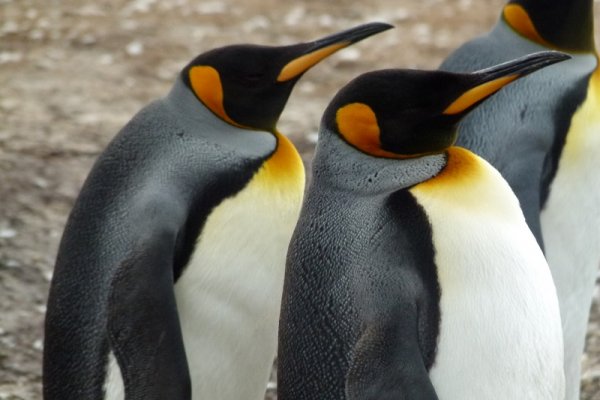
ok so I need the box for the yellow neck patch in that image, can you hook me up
[277,43,348,82]
[415,147,481,189]
[253,131,305,195]
[189,66,242,127]
[503,4,552,47]
[410,146,522,218]
[443,75,518,115]
[336,102,421,159]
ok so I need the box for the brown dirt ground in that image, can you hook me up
[1,0,599,399]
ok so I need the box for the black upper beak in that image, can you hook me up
[444,51,571,115]
[305,22,395,52]
[277,22,394,82]
[474,51,571,83]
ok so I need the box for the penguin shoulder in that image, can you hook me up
[410,146,523,221]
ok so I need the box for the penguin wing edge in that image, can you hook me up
[107,218,191,400]
[345,317,439,400]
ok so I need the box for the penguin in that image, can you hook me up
[42,22,393,400]
[439,1,599,398]
[277,51,568,400]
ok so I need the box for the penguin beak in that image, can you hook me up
[443,51,571,115]
[277,22,394,82]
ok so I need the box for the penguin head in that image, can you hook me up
[322,51,571,159]
[181,22,393,132]
[502,0,595,52]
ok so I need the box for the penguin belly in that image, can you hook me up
[410,148,564,400]
[541,68,600,400]
[176,135,303,400]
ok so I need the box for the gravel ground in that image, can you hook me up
[1,0,599,399]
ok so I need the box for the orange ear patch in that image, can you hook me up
[277,43,348,82]
[336,103,382,154]
[189,66,242,127]
[443,75,518,115]
[503,4,552,47]
[336,103,418,159]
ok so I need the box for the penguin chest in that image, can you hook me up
[410,147,564,399]
[174,136,305,399]
[422,210,564,399]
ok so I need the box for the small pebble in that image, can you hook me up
[126,41,144,56]
[33,339,43,351]
[99,54,114,65]
[196,1,226,14]
[0,228,17,239]
[0,52,23,64]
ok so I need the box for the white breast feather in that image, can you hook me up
[173,172,302,400]
[411,149,564,399]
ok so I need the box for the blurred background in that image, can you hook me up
[1,0,600,398]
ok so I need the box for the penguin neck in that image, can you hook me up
[165,77,252,136]
[166,78,215,124]
[165,78,280,160]
[411,146,522,217]
[254,130,305,192]
[167,77,305,191]
[504,0,595,52]
[312,129,447,196]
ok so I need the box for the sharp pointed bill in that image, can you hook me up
[444,51,571,114]
[278,22,393,82]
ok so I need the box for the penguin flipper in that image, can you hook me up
[107,226,191,400]
[346,318,438,400]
